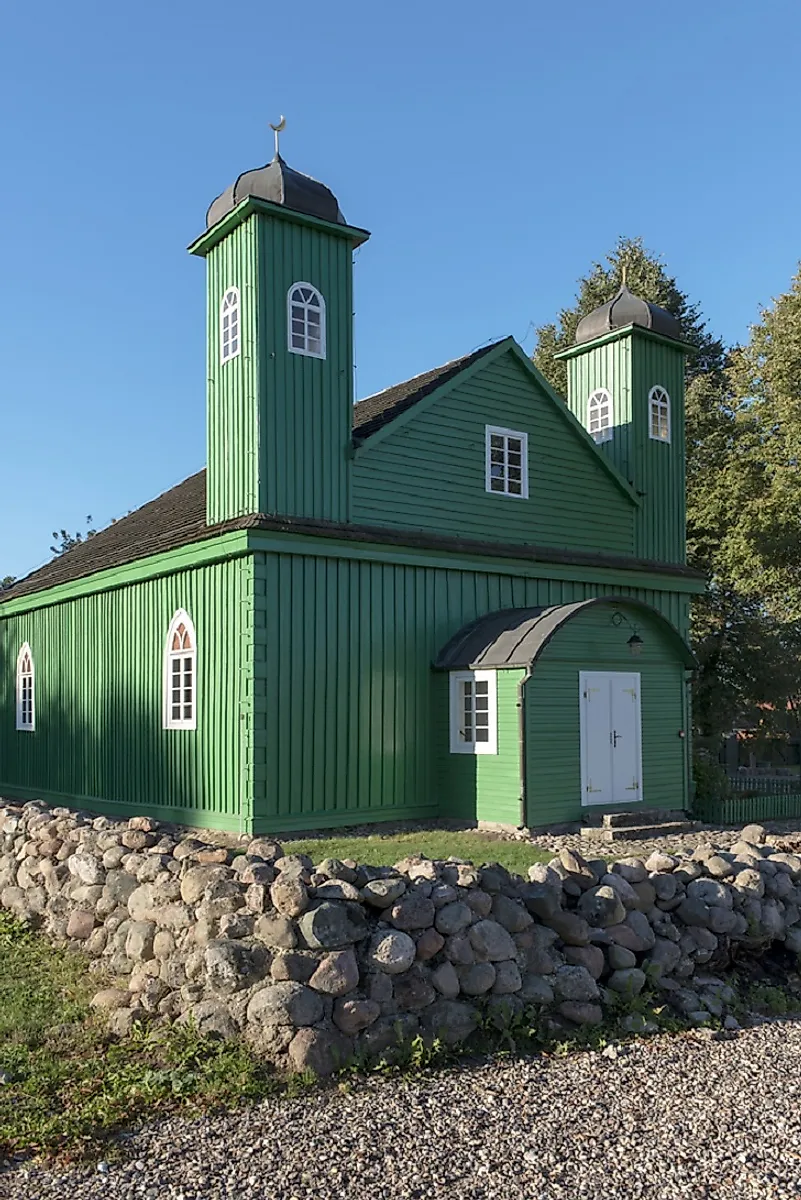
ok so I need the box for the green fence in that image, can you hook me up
[693,774,801,825]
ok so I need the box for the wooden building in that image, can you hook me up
[0,145,703,833]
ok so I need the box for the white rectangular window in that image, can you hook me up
[449,670,498,754]
[485,426,529,498]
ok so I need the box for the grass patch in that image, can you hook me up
[283,829,554,876]
[0,912,277,1163]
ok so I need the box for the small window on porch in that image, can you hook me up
[449,670,497,754]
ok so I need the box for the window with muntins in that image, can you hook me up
[485,426,529,498]
[288,283,326,358]
[220,287,240,364]
[15,643,34,732]
[163,610,197,730]
[449,670,498,754]
[649,385,671,442]
[588,388,613,443]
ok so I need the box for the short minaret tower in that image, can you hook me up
[188,125,370,526]
[555,286,688,564]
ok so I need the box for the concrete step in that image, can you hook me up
[580,809,687,830]
[584,821,696,844]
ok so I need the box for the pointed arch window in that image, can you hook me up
[220,287,240,364]
[288,283,326,359]
[649,385,671,443]
[588,388,613,443]
[15,643,35,732]
[163,610,197,730]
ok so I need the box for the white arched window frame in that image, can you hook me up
[220,287,241,364]
[588,388,613,443]
[287,282,326,359]
[649,385,671,443]
[15,642,35,732]
[163,610,197,731]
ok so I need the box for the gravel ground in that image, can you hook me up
[5,1019,801,1200]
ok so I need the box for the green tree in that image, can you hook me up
[718,266,801,620]
[50,516,96,557]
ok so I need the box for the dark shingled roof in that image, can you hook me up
[2,338,701,603]
[4,344,504,602]
[352,341,502,442]
[2,472,211,600]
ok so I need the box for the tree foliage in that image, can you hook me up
[50,517,96,558]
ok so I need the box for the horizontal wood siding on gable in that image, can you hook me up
[524,602,688,827]
[0,558,252,830]
[352,354,635,555]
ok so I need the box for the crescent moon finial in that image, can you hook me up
[269,115,286,158]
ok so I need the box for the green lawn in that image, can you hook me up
[0,913,278,1162]
[283,829,554,876]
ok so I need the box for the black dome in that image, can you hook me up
[206,154,347,230]
[574,285,682,345]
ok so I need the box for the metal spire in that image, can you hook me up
[269,115,286,160]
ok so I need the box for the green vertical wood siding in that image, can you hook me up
[352,353,636,554]
[435,668,525,826]
[205,211,355,525]
[206,221,260,525]
[524,602,688,826]
[564,329,686,563]
[0,558,252,830]
[256,215,354,523]
[251,541,692,832]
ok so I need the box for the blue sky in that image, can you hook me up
[2,0,799,579]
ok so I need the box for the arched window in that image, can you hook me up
[220,287,240,364]
[649,386,671,443]
[287,283,326,359]
[16,643,35,732]
[163,610,197,730]
[588,388,613,443]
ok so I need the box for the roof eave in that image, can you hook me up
[555,324,694,360]
[188,196,371,257]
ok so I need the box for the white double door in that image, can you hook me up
[580,671,642,806]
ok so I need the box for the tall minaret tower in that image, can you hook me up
[188,125,370,526]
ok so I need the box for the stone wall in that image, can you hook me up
[2,800,800,1075]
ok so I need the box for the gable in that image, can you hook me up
[351,346,637,556]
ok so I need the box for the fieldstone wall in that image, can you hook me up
[2,800,800,1075]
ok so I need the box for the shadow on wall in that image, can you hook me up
[0,639,246,832]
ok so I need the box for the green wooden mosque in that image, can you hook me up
[0,136,703,834]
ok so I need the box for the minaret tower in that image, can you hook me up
[188,123,370,526]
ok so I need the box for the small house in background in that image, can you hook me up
[0,139,703,834]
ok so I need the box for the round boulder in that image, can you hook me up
[367,929,416,974]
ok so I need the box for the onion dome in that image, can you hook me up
[574,285,682,345]
[206,153,347,230]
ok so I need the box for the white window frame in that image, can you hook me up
[484,425,529,499]
[287,282,326,359]
[15,642,35,732]
[163,609,197,731]
[588,388,613,443]
[648,385,671,443]
[449,670,498,755]
[220,286,241,365]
